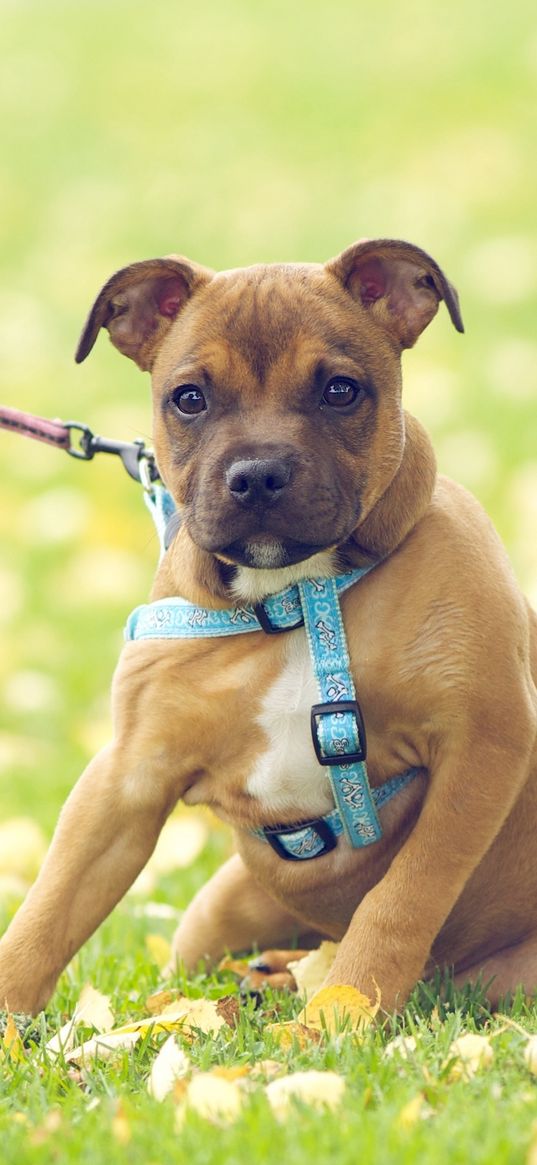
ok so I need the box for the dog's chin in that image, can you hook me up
[217,536,325,569]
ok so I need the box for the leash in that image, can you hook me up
[0,404,159,485]
[2,402,420,861]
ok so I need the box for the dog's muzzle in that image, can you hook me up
[225,457,292,508]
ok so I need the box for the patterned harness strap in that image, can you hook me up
[126,483,421,861]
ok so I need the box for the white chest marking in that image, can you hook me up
[247,633,334,818]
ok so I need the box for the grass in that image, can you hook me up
[1,0,537,1161]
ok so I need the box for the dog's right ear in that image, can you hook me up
[75,257,214,371]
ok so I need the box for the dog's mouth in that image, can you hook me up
[215,534,329,569]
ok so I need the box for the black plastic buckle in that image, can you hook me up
[262,817,337,861]
[310,699,367,765]
[253,602,304,635]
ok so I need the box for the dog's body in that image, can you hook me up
[1,239,537,1014]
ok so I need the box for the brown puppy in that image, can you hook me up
[1,239,536,1016]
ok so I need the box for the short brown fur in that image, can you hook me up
[1,238,536,1015]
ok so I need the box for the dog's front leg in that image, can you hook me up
[169,851,317,974]
[325,727,536,1011]
[0,741,175,1014]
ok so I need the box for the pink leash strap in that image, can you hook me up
[0,405,71,450]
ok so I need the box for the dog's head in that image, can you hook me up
[76,240,463,569]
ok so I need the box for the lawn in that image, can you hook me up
[1,0,537,1161]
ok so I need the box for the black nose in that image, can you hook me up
[225,458,291,505]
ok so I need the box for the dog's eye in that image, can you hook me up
[171,386,207,415]
[322,378,361,408]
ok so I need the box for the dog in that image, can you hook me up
[1,238,536,1017]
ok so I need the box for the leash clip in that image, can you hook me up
[65,421,159,484]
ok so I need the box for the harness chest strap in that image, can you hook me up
[126,484,420,860]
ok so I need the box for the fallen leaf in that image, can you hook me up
[29,1110,63,1146]
[65,1029,141,1064]
[111,1100,132,1146]
[383,1034,418,1060]
[266,1020,322,1050]
[146,989,178,1015]
[0,817,47,879]
[249,1059,287,1080]
[447,1033,494,1080]
[1,1013,26,1063]
[46,983,114,1057]
[148,1035,190,1101]
[145,934,172,970]
[287,942,339,1000]
[297,983,380,1035]
[218,956,251,978]
[266,1070,346,1120]
[130,813,209,895]
[215,995,240,1028]
[177,1072,244,1126]
[396,1093,429,1129]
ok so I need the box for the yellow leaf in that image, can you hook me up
[383,1035,418,1060]
[297,983,380,1035]
[287,942,339,1001]
[447,1033,494,1080]
[266,1020,322,1050]
[146,988,178,1015]
[1,1013,25,1063]
[111,1100,132,1146]
[76,983,115,1031]
[524,1036,537,1076]
[177,1072,244,1125]
[148,1035,190,1101]
[396,1093,428,1129]
[266,1070,345,1120]
[131,813,209,895]
[145,933,172,970]
[0,817,47,880]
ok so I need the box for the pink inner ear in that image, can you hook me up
[353,258,387,307]
[157,277,187,319]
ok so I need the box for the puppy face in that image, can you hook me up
[151,264,405,568]
[76,239,463,568]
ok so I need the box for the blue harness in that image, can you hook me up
[125,483,419,861]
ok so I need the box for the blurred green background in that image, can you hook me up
[1,0,536,832]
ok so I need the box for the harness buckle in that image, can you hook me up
[253,601,304,635]
[262,817,337,861]
[310,699,367,765]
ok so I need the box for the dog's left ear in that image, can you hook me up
[75,256,214,370]
[326,239,464,348]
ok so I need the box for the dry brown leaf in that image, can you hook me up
[147,1035,190,1101]
[297,983,380,1035]
[215,995,240,1028]
[145,933,172,970]
[447,1033,494,1080]
[287,942,339,1000]
[211,1065,250,1081]
[266,1020,322,1050]
[266,1070,346,1120]
[176,1072,244,1126]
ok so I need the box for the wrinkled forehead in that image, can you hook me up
[153,263,379,390]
